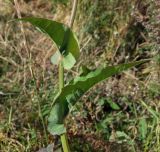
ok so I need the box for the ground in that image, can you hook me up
[0,0,160,152]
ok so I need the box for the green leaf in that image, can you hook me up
[48,60,148,135]
[115,131,130,140]
[48,124,66,136]
[106,98,120,110]
[51,51,61,65]
[139,118,147,140]
[79,65,92,76]
[140,100,160,119]
[17,17,80,69]
[62,52,76,69]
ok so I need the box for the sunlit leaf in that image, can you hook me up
[17,17,80,69]
[48,124,66,136]
[51,51,61,65]
[48,60,148,135]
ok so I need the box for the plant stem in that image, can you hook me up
[59,1,78,151]
[59,61,70,152]
[60,133,70,152]
[59,61,64,91]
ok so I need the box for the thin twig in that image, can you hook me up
[14,0,29,92]
[69,0,78,28]
[14,0,30,58]
[0,56,19,67]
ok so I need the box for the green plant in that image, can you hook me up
[16,1,149,151]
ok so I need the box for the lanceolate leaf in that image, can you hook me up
[139,118,147,140]
[18,17,80,69]
[48,60,148,135]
